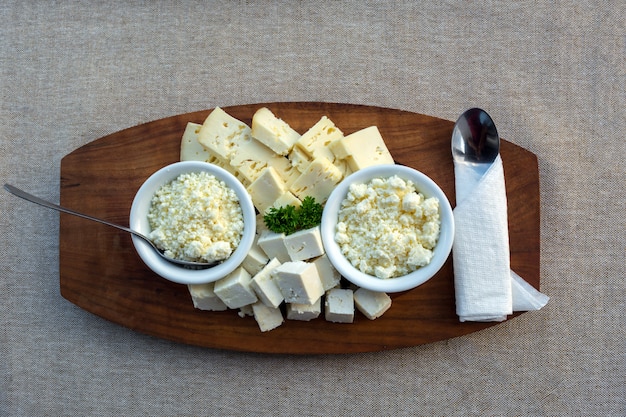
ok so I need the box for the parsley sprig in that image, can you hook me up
[263,196,323,235]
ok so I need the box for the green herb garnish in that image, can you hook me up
[263,196,323,235]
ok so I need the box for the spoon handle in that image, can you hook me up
[4,183,138,236]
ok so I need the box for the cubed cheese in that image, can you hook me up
[329,126,394,171]
[241,235,269,276]
[213,267,258,309]
[353,288,392,320]
[270,191,302,211]
[324,288,354,323]
[286,298,322,321]
[257,230,290,263]
[247,166,287,214]
[250,258,284,308]
[272,261,324,305]
[251,301,284,332]
[187,282,228,311]
[289,156,343,203]
[251,107,301,155]
[312,254,341,291]
[283,226,324,262]
[179,122,207,162]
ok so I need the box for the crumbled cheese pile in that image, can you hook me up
[335,175,440,279]
[148,171,244,263]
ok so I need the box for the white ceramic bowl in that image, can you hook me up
[321,164,454,293]
[130,161,256,285]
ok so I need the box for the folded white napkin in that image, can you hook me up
[453,155,549,322]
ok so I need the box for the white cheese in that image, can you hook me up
[147,171,244,264]
[329,126,394,171]
[288,145,312,173]
[179,122,208,162]
[324,288,354,323]
[187,282,228,311]
[213,266,258,309]
[295,116,350,177]
[251,301,284,332]
[272,261,324,305]
[257,230,290,263]
[283,226,324,262]
[289,156,343,203]
[247,166,287,214]
[251,107,301,155]
[229,134,300,187]
[286,298,321,321]
[353,288,392,320]
[335,175,440,279]
[250,258,284,308]
[197,107,251,164]
[312,254,341,291]
[241,235,269,276]
[270,191,301,211]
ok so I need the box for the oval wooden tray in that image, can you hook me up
[59,102,540,354]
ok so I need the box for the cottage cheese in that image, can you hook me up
[335,175,440,279]
[147,171,244,263]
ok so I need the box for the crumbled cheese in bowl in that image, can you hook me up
[147,171,244,263]
[335,175,441,279]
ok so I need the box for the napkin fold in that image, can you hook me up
[453,155,549,322]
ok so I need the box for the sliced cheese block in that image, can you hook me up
[251,107,301,156]
[329,126,394,171]
[289,156,343,203]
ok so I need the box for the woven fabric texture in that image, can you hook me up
[1,1,624,415]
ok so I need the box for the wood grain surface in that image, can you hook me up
[59,102,540,354]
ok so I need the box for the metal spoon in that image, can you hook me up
[451,107,500,168]
[4,183,218,268]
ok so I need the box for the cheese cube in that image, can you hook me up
[251,107,300,155]
[187,282,228,311]
[257,230,290,263]
[272,261,324,305]
[213,267,258,309]
[197,107,250,163]
[329,126,394,171]
[179,122,207,162]
[270,192,301,211]
[286,298,322,321]
[354,288,392,320]
[241,236,269,276]
[238,304,254,318]
[251,301,284,332]
[324,288,354,323]
[289,156,343,203]
[230,134,300,187]
[312,254,341,291]
[250,258,284,308]
[296,116,343,158]
[247,166,287,214]
[283,226,324,262]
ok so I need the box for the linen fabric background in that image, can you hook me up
[1,1,624,416]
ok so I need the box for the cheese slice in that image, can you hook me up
[180,122,207,161]
[289,156,343,203]
[329,126,394,171]
[251,107,300,155]
[197,107,251,163]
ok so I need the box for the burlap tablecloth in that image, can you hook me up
[1,1,624,415]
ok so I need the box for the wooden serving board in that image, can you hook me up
[59,102,540,354]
